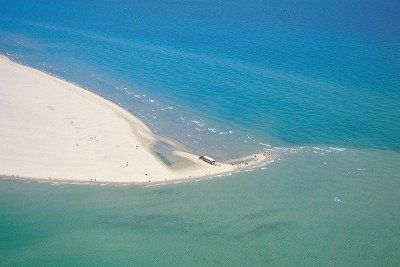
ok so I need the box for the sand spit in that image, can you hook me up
[0,56,271,183]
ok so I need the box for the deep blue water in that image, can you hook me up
[1,0,399,156]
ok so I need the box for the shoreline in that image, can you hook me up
[0,158,270,186]
[0,55,273,183]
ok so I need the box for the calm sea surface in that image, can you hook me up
[1,0,399,265]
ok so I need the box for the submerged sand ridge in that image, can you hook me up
[0,56,271,183]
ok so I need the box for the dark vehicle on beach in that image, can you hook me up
[199,155,216,165]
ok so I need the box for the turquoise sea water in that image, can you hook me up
[1,0,400,265]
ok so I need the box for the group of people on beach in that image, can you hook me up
[232,151,272,170]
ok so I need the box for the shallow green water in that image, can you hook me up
[1,148,399,266]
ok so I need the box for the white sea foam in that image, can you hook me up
[329,147,346,151]
[192,120,206,127]
[259,142,271,147]
[334,196,342,203]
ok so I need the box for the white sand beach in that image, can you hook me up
[0,56,270,183]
